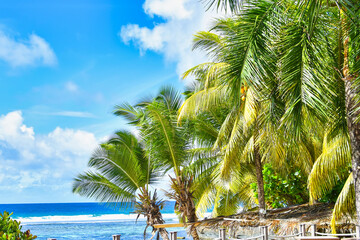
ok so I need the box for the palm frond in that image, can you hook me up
[89,144,144,192]
[243,87,258,131]
[113,103,144,125]
[73,131,160,206]
[201,0,241,13]
[214,106,241,149]
[331,173,355,233]
[213,186,242,216]
[184,148,218,179]
[193,31,225,60]
[156,86,184,114]
[178,86,228,122]
[278,22,327,140]
[194,174,217,217]
[73,171,135,205]
[220,0,278,102]
[308,132,351,203]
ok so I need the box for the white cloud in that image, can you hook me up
[121,24,166,53]
[0,30,56,67]
[143,0,192,19]
[65,81,78,92]
[98,135,111,144]
[18,171,45,189]
[46,127,97,158]
[120,0,224,83]
[52,111,96,118]
[0,111,98,195]
[0,111,35,159]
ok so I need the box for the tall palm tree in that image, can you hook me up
[267,0,360,228]
[178,7,285,215]
[203,0,360,227]
[73,131,169,240]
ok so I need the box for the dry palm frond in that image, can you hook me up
[165,175,200,240]
[134,189,167,240]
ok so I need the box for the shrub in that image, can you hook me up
[251,164,308,209]
[0,211,36,240]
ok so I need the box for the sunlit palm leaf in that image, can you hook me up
[331,173,355,233]
[308,132,351,202]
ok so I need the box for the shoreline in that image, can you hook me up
[17,213,180,225]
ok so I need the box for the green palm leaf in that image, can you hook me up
[331,173,355,232]
[73,171,135,205]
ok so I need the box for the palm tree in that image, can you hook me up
[265,0,360,228]
[182,85,257,216]
[114,87,201,240]
[178,8,284,215]
[73,131,169,240]
[202,0,360,227]
[114,86,252,238]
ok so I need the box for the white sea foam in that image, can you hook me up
[17,213,180,225]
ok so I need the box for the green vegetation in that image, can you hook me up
[72,131,170,240]
[113,87,202,239]
[74,0,360,238]
[182,0,360,232]
[251,164,308,209]
[0,212,36,240]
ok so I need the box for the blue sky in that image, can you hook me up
[0,0,219,203]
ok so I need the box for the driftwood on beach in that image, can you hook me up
[194,203,356,239]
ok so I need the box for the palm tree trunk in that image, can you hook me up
[254,144,266,215]
[159,228,170,240]
[167,176,200,240]
[189,225,200,240]
[344,35,360,225]
[186,205,200,240]
[254,116,266,216]
[344,81,360,225]
[138,188,170,240]
[180,178,200,240]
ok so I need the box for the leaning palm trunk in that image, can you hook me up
[166,176,200,240]
[134,189,169,240]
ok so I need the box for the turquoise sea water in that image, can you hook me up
[0,202,188,240]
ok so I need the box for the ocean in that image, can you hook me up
[0,202,188,240]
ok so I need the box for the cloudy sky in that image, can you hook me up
[0,0,220,203]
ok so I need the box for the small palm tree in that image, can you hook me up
[73,131,169,240]
[114,87,202,240]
